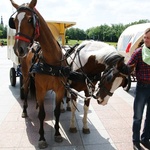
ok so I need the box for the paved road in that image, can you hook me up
[0,46,146,150]
[0,46,17,124]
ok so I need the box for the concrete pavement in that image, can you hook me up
[0,46,147,150]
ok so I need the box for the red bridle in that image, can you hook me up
[15,35,31,43]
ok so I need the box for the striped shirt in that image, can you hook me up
[127,47,150,82]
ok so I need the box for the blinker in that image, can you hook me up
[9,17,16,29]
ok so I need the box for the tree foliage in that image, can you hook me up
[66,19,150,42]
[0,24,7,38]
[66,28,86,40]
[1,19,150,42]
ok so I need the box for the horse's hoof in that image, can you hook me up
[38,140,48,149]
[55,135,63,143]
[22,112,28,118]
[82,128,90,134]
[61,108,65,113]
[66,107,71,111]
[69,127,77,133]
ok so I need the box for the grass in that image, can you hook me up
[1,38,117,47]
[106,42,117,47]
[0,39,7,45]
[67,39,117,47]
[66,40,82,46]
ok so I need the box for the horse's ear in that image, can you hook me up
[29,0,37,8]
[116,57,124,68]
[10,0,19,9]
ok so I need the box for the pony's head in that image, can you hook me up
[95,56,134,105]
[9,0,39,57]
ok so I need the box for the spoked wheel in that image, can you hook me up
[123,75,131,92]
[10,67,16,86]
[20,75,24,99]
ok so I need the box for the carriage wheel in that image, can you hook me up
[123,75,131,92]
[10,67,16,86]
[20,75,25,99]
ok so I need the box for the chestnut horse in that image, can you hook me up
[9,0,69,148]
[63,40,134,133]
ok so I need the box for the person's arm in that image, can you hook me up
[127,48,140,66]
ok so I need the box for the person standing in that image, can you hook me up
[127,28,150,150]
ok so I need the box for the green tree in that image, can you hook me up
[0,30,2,37]
[66,28,86,40]
[3,26,7,38]
[0,24,7,38]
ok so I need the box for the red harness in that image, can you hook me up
[15,35,31,43]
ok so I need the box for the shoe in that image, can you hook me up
[133,142,142,150]
[141,140,150,149]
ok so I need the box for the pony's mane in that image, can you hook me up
[104,52,129,75]
[104,53,123,66]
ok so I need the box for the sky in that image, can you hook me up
[1,0,150,30]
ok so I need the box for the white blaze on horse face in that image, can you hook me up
[98,77,123,105]
[110,77,123,92]
[17,12,26,33]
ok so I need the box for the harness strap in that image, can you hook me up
[64,43,79,58]
[35,22,40,38]
[99,82,113,96]
[85,78,95,97]
[30,60,71,77]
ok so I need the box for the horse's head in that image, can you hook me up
[95,56,134,105]
[9,0,39,58]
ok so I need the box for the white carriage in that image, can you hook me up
[117,23,150,91]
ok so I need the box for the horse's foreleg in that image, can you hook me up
[22,96,28,118]
[22,78,29,118]
[82,97,90,134]
[38,102,48,149]
[54,101,63,142]
[60,90,67,113]
[69,97,77,133]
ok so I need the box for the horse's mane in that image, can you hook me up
[104,52,123,66]
[104,52,130,75]
[33,8,51,34]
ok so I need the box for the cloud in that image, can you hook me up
[1,0,150,30]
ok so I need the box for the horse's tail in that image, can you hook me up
[29,75,36,99]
